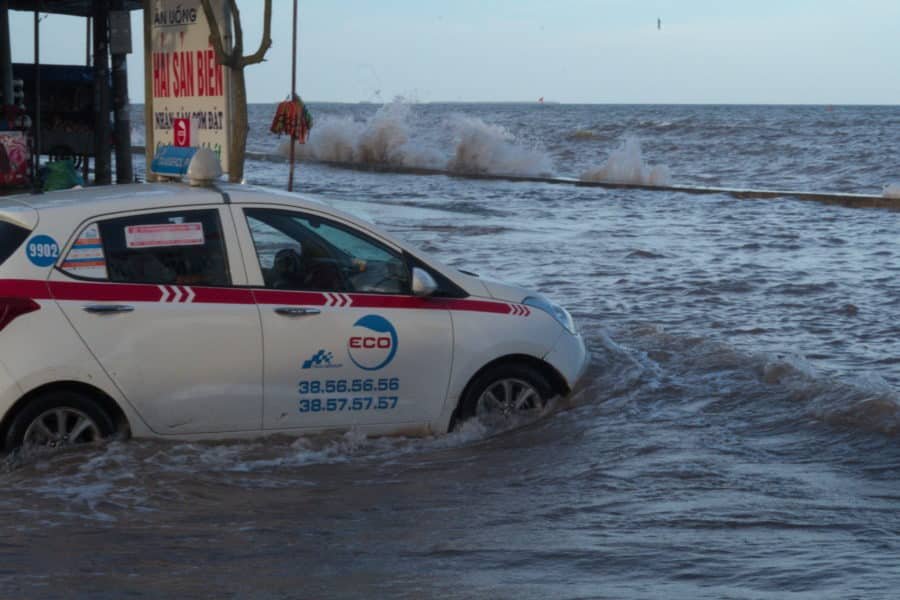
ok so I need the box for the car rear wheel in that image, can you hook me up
[457,363,554,428]
[5,391,115,452]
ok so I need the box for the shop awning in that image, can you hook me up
[7,1,143,17]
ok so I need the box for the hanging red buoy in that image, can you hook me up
[270,95,312,143]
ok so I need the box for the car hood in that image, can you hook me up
[477,278,534,303]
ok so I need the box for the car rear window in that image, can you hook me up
[97,209,230,286]
[0,221,30,268]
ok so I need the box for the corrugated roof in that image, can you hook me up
[8,1,143,17]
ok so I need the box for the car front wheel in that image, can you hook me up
[457,363,554,428]
[5,390,115,452]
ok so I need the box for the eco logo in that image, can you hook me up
[302,349,341,369]
[347,315,398,371]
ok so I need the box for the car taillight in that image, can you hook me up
[0,298,40,332]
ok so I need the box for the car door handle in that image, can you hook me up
[274,307,321,317]
[83,304,135,314]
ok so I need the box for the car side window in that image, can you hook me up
[245,208,410,294]
[60,222,108,279]
[66,209,230,286]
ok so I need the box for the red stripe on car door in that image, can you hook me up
[0,279,519,315]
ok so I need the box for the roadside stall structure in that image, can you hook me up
[0,0,141,192]
[12,63,95,182]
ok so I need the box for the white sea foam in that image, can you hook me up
[281,101,443,170]
[882,183,900,199]
[447,115,553,177]
[580,136,672,186]
[130,126,145,147]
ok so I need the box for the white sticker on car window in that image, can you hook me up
[61,222,108,279]
[125,222,205,248]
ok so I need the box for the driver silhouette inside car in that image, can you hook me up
[272,244,345,291]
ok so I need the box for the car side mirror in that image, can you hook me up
[411,267,438,297]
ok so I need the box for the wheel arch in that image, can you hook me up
[0,381,131,443]
[451,353,570,428]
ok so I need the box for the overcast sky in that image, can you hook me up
[9,0,900,104]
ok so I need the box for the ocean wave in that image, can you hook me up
[636,119,677,130]
[620,324,900,437]
[566,129,601,141]
[762,356,900,435]
[283,102,443,170]
[580,136,672,186]
[447,115,552,177]
[883,183,900,199]
[627,249,666,259]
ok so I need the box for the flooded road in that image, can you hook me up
[4,103,900,598]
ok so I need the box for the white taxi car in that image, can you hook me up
[0,182,588,451]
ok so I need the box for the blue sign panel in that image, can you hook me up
[150,145,197,177]
[25,235,60,267]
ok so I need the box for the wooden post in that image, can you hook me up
[201,0,273,184]
[92,0,111,185]
[287,0,298,191]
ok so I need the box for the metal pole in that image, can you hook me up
[32,7,41,193]
[143,0,154,182]
[92,0,111,185]
[0,0,13,104]
[287,0,297,191]
[86,16,92,66]
[111,0,132,183]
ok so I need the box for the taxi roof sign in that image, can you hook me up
[151,145,197,177]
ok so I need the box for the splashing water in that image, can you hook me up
[883,183,900,198]
[282,101,443,170]
[580,136,672,186]
[278,101,553,177]
[447,115,553,177]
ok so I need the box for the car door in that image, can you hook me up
[51,206,263,435]
[232,205,453,433]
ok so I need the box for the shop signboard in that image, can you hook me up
[147,0,231,175]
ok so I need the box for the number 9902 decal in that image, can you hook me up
[25,235,60,267]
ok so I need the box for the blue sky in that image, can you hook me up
[9,0,900,103]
